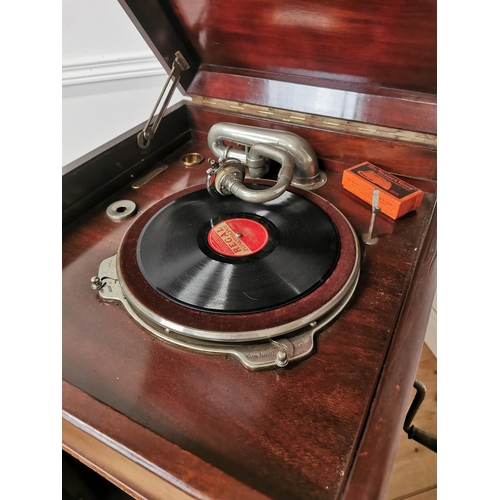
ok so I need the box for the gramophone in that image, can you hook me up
[91,118,361,370]
[62,0,437,497]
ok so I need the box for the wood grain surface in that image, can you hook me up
[342,206,436,499]
[65,0,438,493]
[63,419,192,500]
[63,121,436,499]
[187,105,437,181]
[122,0,436,133]
[188,73,437,135]
[124,0,436,93]
[63,381,269,500]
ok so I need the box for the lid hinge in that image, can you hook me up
[189,95,437,149]
[137,51,189,149]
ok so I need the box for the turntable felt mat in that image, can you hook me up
[62,140,436,500]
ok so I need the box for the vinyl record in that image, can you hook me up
[136,186,341,313]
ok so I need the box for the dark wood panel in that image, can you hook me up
[343,207,437,500]
[120,0,436,132]
[169,0,436,94]
[62,136,436,499]
[198,65,437,102]
[63,382,269,500]
[188,105,437,180]
[189,72,437,134]
[62,450,131,500]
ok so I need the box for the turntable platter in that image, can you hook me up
[136,186,341,314]
[111,182,360,347]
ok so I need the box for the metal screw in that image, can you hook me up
[276,349,289,367]
[90,276,104,290]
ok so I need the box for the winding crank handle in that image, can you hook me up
[403,379,437,453]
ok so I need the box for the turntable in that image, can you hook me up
[92,122,360,370]
[62,0,437,498]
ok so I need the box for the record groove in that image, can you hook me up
[136,186,341,314]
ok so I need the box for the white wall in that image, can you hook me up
[62,0,184,166]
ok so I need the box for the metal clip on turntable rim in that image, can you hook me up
[91,233,360,372]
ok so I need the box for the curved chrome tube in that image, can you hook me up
[207,122,326,190]
[226,144,294,203]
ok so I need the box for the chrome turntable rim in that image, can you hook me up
[116,236,359,342]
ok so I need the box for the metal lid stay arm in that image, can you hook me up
[137,51,189,149]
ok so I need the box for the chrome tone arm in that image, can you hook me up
[207,122,327,190]
[228,144,293,202]
[207,144,294,203]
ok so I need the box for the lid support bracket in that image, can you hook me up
[137,51,190,149]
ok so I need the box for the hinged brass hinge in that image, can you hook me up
[189,95,437,149]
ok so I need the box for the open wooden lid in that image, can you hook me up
[119,0,436,134]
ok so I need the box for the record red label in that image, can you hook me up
[207,218,269,257]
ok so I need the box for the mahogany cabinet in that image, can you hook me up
[62,1,436,498]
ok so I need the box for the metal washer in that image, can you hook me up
[106,200,137,221]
